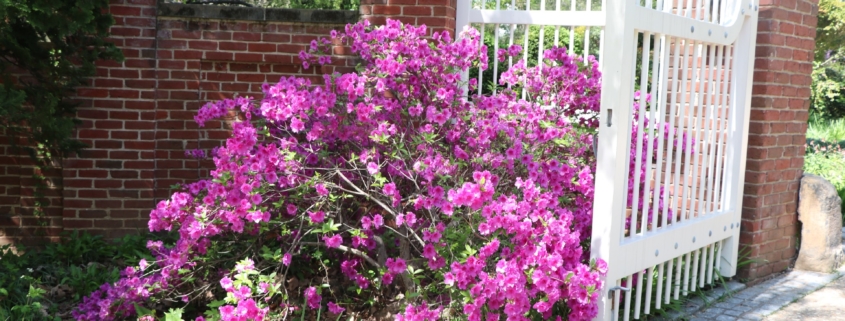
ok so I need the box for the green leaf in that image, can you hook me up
[164,307,185,321]
[208,300,226,308]
[133,303,154,318]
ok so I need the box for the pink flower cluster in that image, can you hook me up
[70,19,647,321]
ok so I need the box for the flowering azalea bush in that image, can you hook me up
[71,19,644,321]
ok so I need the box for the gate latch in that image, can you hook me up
[607,286,631,299]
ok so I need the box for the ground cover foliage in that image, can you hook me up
[0,232,165,320]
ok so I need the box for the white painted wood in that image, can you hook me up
[674,254,682,300]
[682,251,691,295]
[707,242,719,284]
[693,249,701,292]
[698,246,708,289]
[477,23,485,96]
[591,0,635,316]
[713,45,732,215]
[584,0,593,61]
[645,267,655,315]
[680,40,702,224]
[704,45,724,216]
[643,31,661,234]
[634,270,644,319]
[538,1,546,68]
[688,41,710,222]
[613,279,622,321]
[664,257,674,304]
[716,239,725,275]
[721,2,757,276]
[631,30,651,238]
[492,23,499,94]
[662,36,683,228]
[671,38,693,225]
[569,0,576,52]
[655,263,664,309]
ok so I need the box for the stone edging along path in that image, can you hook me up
[673,228,845,321]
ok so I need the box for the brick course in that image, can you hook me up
[360,0,457,36]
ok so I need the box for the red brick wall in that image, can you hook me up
[360,0,457,36]
[739,0,819,282]
[0,0,358,243]
[0,0,466,244]
[0,130,64,246]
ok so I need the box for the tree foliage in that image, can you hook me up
[810,0,845,119]
[0,0,122,159]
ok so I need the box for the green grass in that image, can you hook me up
[804,116,845,222]
[807,116,845,142]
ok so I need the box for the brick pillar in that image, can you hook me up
[360,0,457,36]
[740,0,819,283]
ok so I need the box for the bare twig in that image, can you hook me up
[300,242,380,268]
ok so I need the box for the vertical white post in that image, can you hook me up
[591,0,635,318]
[456,0,471,94]
[721,6,757,277]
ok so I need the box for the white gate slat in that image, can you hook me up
[623,275,632,321]
[643,32,662,234]
[569,0,576,51]
[583,0,592,61]
[680,39,703,224]
[689,40,710,223]
[672,38,693,225]
[699,247,707,289]
[634,270,644,319]
[613,279,621,321]
[477,23,485,96]
[655,262,664,309]
[631,31,651,238]
[715,45,735,215]
[664,258,673,304]
[699,43,717,219]
[683,251,691,295]
[707,243,717,284]
[651,32,672,232]
[704,45,724,216]
[644,267,655,315]
[674,255,682,300]
[662,36,683,229]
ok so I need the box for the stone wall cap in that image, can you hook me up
[157,2,359,24]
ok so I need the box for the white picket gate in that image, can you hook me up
[455,0,759,320]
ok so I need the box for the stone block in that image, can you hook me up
[795,173,844,272]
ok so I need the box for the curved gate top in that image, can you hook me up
[456,0,759,319]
